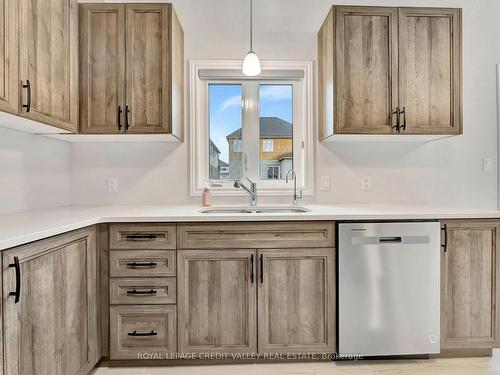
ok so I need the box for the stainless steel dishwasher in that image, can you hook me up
[338,222,441,357]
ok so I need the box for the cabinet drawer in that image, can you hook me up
[110,277,176,305]
[110,305,177,360]
[110,250,176,277]
[110,224,176,250]
[178,222,335,249]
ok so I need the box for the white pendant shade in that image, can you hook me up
[242,51,261,76]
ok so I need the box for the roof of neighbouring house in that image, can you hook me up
[209,139,221,154]
[226,117,292,139]
[219,160,229,167]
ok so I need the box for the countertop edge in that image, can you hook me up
[1,206,500,251]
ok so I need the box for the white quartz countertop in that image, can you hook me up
[1,204,500,251]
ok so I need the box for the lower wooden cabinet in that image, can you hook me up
[258,248,336,353]
[2,227,99,375]
[177,249,257,354]
[110,305,177,359]
[440,220,500,352]
[177,248,336,355]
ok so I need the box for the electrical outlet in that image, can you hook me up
[361,176,372,191]
[320,176,331,192]
[108,177,119,193]
[483,158,493,172]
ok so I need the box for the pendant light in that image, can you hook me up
[242,0,261,76]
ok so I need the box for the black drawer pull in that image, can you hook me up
[125,234,158,241]
[126,262,157,268]
[126,289,157,295]
[379,236,402,243]
[128,330,158,337]
[9,256,21,304]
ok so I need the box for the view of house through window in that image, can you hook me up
[208,83,293,182]
[208,84,242,180]
[259,84,293,180]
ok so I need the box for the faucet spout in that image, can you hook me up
[234,177,257,206]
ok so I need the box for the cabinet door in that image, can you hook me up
[335,6,399,134]
[79,4,125,134]
[317,7,334,140]
[125,4,170,134]
[3,227,99,375]
[18,0,78,132]
[177,250,257,354]
[441,221,500,350]
[399,8,462,134]
[0,0,18,114]
[258,248,336,353]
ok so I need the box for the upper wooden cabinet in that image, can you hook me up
[79,4,125,134]
[0,0,78,132]
[318,6,462,139]
[399,8,462,134]
[0,0,18,115]
[440,220,500,353]
[79,3,184,139]
[19,0,79,132]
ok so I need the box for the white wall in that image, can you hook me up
[0,127,71,215]
[69,0,500,208]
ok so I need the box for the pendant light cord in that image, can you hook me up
[250,0,253,52]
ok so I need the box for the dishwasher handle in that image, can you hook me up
[379,236,402,243]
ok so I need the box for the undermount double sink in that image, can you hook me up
[200,206,310,214]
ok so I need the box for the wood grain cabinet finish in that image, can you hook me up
[110,277,176,305]
[0,0,18,114]
[178,222,335,249]
[399,8,462,134]
[258,248,336,353]
[109,223,176,250]
[110,305,177,360]
[318,6,462,139]
[177,250,257,354]
[109,250,176,277]
[79,3,184,138]
[79,4,125,134]
[440,220,500,351]
[333,6,399,135]
[18,0,78,132]
[2,227,99,375]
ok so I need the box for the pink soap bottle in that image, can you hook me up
[202,184,212,207]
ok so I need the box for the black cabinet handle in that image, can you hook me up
[128,330,158,337]
[126,262,157,268]
[400,107,407,131]
[117,105,123,131]
[127,289,157,295]
[250,254,254,283]
[9,256,21,304]
[125,234,157,241]
[441,224,448,253]
[259,254,264,284]
[392,107,400,132]
[125,105,130,131]
[22,80,31,112]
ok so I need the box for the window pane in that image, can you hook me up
[259,84,293,180]
[209,84,242,180]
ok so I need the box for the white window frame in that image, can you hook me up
[263,139,273,152]
[190,60,314,196]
